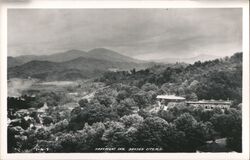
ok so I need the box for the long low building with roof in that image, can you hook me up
[186,100,231,110]
[155,94,231,110]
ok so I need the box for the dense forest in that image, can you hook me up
[99,52,242,104]
[8,52,242,153]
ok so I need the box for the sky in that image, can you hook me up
[8,8,242,60]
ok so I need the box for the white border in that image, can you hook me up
[0,1,249,160]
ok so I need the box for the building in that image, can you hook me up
[186,100,231,110]
[155,94,231,111]
[156,95,186,110]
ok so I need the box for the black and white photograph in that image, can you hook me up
[1,1,249,159]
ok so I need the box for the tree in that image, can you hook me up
[23,128,38,151]
[188,80,199,92]
[136,117,169,148]
[20,118,30,130]
[120,114,143,128]
[101,121,127,148]
[210,108,242,152]
[188,93,198,101]
[160,83,176,95]
[177,87,185,97]
[58,133,78,152]
[132,90,149,108]
[116,98,137,117]
[146,90,157,105]
[116,90,129,102]
[76,122,106,151]
[8,127,18,153]
[212,107,223,114]
[174,113,197,133]
[211,109,241,134]
[131,68,136,74]
[196,70,242,103]
[51,119,69,133]
[31,91,72,107]
[141,83,158,92]
[69,103,118,130]
[94,94,115,107]
[135,117,187,152]
[173,113,210,151]
[186,122,214,149]
[200,110,214,122]
[43,116,54,126]
[78,99,89,108]
[35,128,51,140]
[157,110,176,122]
[138,109,152,119]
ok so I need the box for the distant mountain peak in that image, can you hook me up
[87,47,143,63]
[88,47,111,52]
[88,48,120,55]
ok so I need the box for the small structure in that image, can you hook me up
[156,95,186,109]
[186,100,231,110]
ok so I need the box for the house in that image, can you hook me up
[186,100,231,110]
[156,95,186,110]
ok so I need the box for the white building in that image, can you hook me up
[156,95,186,110]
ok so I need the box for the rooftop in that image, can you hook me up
[186,100,231,105]
[156,95,186,100]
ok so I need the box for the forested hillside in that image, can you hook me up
[99,52,242,104]
[7,52,242,153]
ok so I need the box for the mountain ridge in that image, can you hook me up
[151,54,221,64]
[8,48,143,68]
[8,56,153,81]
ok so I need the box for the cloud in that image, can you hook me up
[8,8,242,59]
